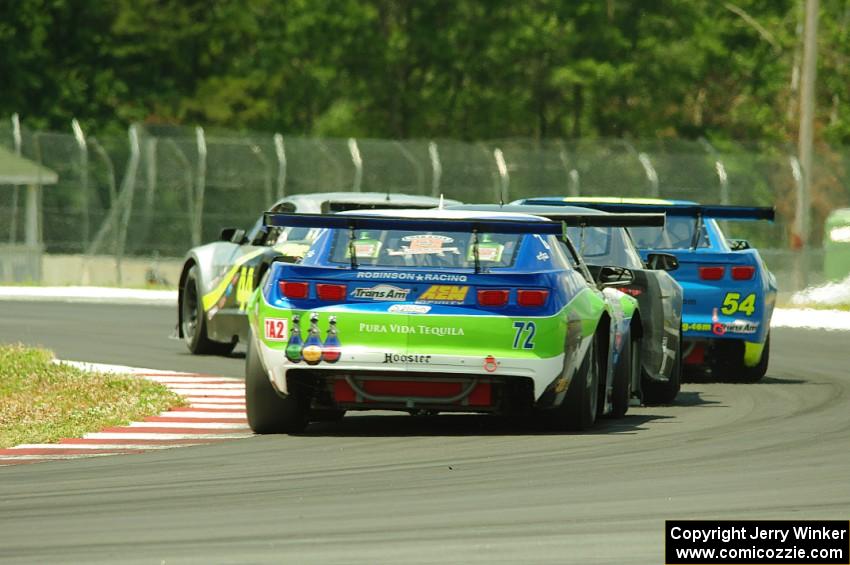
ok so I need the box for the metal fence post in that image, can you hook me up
[698,137,729,204]
[569,169,581,196]
[394,140,424,194]
[493,148,509,203]
[194,126,207,248]
[428,141,441,197]
[637,152,659,197]
[9,114,21,243]
[274,133,286,199]
[115,125,141,286]
[619,139,658,197]
[71,119,90,249]
[789,154,807,289]
[348,138,363,192]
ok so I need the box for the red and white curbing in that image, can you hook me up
[0,361,251,466]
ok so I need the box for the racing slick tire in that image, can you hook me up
[310,409,346,422]
[642,330,681,405]
[547,336,600,431]
[739,333,770,382]
[610,332,639,418]
[245,337,308,434]
[181,265,236,356]
[712,332,770,383]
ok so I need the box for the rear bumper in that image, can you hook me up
[256,338,565,403]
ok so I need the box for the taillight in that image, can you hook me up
[517,289,549,307]
[616,286,643,297]
[731,266,755,280]
[477,289,509,306]
[316,283,347,301]
[279,281,309,299]
[699,266,725,280]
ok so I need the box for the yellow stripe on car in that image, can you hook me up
[201,248,267,312]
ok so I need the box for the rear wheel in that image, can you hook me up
[610,332,639,418]
[181,265,235,355]
[740,333,770,382]
[310,409,346,422]
[245,337,308,434]
[712,333,770,382]
[643,330,681,405]
[548,337,600,431]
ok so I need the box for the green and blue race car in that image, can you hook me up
[244,208,665,433]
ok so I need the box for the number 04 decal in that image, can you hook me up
[512,321,536,349]
[721,292,756,316]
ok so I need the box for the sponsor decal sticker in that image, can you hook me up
[383,353,432,364]
[716,320,760,335]
[682,322,711,333]
[358,322,464,336]
[351,284,411,301]
[388,304,432,314]
[264,317,289,341]
[477,245,503,262]
[536,251,550,261]
[386,234,460,256]
[417,285,469,303]
[356,271,468,282]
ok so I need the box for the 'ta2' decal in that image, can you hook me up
[512,321,536,349]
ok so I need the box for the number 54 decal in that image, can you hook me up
[512,321,536,349]
[721,292,756,316]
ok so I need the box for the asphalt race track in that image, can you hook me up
[1,302,849,564]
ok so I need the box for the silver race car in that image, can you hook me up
[177,192,459,355]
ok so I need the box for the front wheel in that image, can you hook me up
[245,337,308,434]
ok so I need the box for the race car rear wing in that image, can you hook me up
[519,199,775,221]
[518,200,774,250]
[263,211,665,272]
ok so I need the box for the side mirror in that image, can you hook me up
[646,252,679,271]
[729,239,751,251]
[220,227,246,244]
[597,265,635,288]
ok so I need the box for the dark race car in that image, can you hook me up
[460,203,684,404]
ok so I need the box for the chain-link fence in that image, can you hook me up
[2,117,849,291]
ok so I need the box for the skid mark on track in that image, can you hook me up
[0,364,250,467]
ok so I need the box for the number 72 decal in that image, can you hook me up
[721,292,756,316]
[512,321,536,349]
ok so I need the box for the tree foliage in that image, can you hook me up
[2,0,849,144]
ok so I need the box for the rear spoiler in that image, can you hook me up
[265,212,561,235]
[534,212,664,228]
[263,211,664,232]
[263,211,664,272]
[519,199,775,222]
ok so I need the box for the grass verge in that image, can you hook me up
[0,344,186,449]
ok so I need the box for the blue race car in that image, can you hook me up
[245,208,664,433]
[515,197,777,382]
